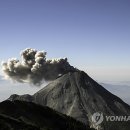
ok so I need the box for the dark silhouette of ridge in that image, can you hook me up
[0,100,94,130]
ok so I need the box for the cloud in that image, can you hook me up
[2,48,77,85]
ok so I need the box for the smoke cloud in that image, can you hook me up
[2,48,76,85]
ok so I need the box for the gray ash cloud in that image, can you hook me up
[2,48,76,85]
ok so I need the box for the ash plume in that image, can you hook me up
[2,48,76,85]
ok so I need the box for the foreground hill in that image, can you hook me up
[0,100,93,130]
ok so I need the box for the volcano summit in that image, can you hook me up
[8,71,130,130]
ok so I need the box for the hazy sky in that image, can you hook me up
[0,0,130,82]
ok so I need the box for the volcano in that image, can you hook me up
[8,71,130,130]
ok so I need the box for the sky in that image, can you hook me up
[0,0,130,83]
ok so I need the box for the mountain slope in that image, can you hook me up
[0,100,93,130]
[9,71,130,130]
